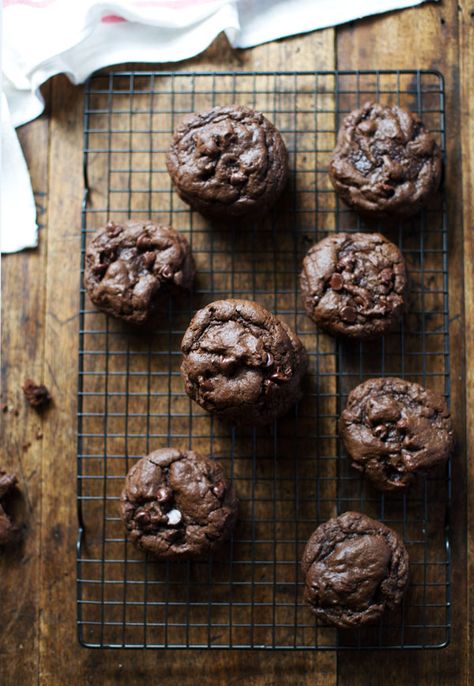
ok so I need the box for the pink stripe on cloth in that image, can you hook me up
[4,0,56,7]
[100,1,221,20]
[133,0,221,8]
[102,14,126,23]
[5,0,221,7]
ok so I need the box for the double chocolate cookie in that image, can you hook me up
[329,102,441,219]
[301,511,409,629]
[339,377,454,491]
[300,232,407,339]
[181,299,308,425]
[166,105,288,219]
[84,220,195,325]
[0,471,18,546]
[120,448,238,559]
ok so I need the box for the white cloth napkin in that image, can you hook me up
[1,93,38,253]
[1,0,434,253]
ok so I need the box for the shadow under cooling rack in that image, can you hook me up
[77,70,450,650]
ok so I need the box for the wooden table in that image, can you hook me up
[1,1,472,683]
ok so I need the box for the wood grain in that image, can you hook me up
[0,86,50,686]
[337,1,468,683]
[459,2,474,684]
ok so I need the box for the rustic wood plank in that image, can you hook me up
[38,32,339,686]
[459,2,474,683]
[37,75,84,686]
[336,1,467,683]
[0,86,50,686]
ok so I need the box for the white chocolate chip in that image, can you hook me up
[166,508,182,526]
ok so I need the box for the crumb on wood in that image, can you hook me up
[22,379,52,410]
[1,403,8,413]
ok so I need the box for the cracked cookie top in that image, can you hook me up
[166,105,288,218]
[302,511,409,629]
[300,232,407,339]
[120,448,238,559]
[339,377,454,491]
[181,299,308,425]
[84,220,195,325]
[329,102,441,218]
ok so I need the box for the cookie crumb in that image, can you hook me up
[22,379,51,410]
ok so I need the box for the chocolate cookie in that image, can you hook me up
[84,220,195,325]
[181,299,308,425]
[301,511,409,629]
[329,102,441,218]
[339,377,454,491]
[120,448,238,559]
[300,232,407,339]
[0,471,19,546]
[166,105,288,219]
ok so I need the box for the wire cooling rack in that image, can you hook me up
[77,70,450,650]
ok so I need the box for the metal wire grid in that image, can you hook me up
[77,70,450,650]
